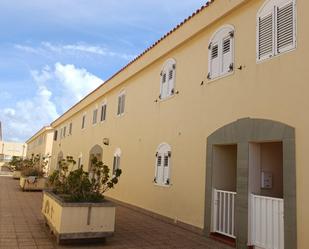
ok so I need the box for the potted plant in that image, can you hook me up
[19,154,48,191]
[9,156,24,179]
[42,156,122,244]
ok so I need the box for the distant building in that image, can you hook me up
[26,126,54,174]
[0,141,27,163]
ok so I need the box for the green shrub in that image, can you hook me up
[12,154,48,177]
[21,167,44,177]
[48,156,122,203]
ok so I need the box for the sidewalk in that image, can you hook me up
[0,176,232,249]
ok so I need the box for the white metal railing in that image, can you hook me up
[213,189,236,238]
[251,194,284,249]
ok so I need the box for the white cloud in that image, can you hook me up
[15,42,136,60]
[0,63,103,142]
[55,62,102,98]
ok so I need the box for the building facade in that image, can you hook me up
[26,126,54,174]
[0,141,27,164]
[49,0,308,248]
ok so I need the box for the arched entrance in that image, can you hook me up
[204,118,296,249]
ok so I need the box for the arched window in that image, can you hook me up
[257,0,296,61]
[113,148,121,175]
[160,59,176,100]
[88,144,103,172]
[154,143,171,186]
[208,25,234,80]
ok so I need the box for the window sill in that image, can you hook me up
[158,93,176,102]
[207,71,234,84]
[256,46,296,64]
[154,183,172,188]
[117,113,125,118]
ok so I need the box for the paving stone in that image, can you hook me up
[0,176,233,249]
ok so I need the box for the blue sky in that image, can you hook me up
[0,0,207,142]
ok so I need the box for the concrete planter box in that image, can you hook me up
[19,176,47,191]
[12,170,21,179]
[42,191,115,244]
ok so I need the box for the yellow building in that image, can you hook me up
[26,126,54,174]
[0,141,27,164]
[48,0,307,248]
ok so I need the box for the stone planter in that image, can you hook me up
[19,176,47,191]
[12,170,21,179]
[42,191,115,244]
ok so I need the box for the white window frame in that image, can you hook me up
[77,153,82,168]
[159,58,176,100]
[113,148,121,175]
[81,113,86,130]
[154,143,172,187]
[117,90,126,116]
[100,101,107,123]
[208,25,235,81]
[69,122,72,135]
[63,126,66,137]
[256,0,297,62]
[92,106,98,125]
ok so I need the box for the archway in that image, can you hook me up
[204,118,296,249]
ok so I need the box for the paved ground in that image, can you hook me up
[0,176,232,249]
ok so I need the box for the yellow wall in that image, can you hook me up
[50,0,309,247]
[26,128,54,158]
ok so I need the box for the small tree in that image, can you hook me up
[48,156,122,202]
[11,154,49,177]
[8,156,24,171]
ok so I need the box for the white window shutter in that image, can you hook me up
[258,12,274,60]
[210,43,219,78]
[163,153,170,184]
[101,104,106,121]
[167,68,175,96]
[222,37,233,74]
[277,2,295,53]
[161,72,168,99]
[117,96,121,115]
[121,94,125,114]
[156,154,163,184]
[112,156,116,174]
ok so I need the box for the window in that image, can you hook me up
[160,59,176,99]
[77,155,82,168]
[100,103,107,122]
[53,130,58,141]
[69,123,72,135]
[60,128,63,139]
[257,0,296,61]
[63,126,66,137]
[117,91,125,116]
[81,114,86,129]
[93,108,98,124]
[208,25,234,80]
[113,148,121,174]
[154,143,171,186]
